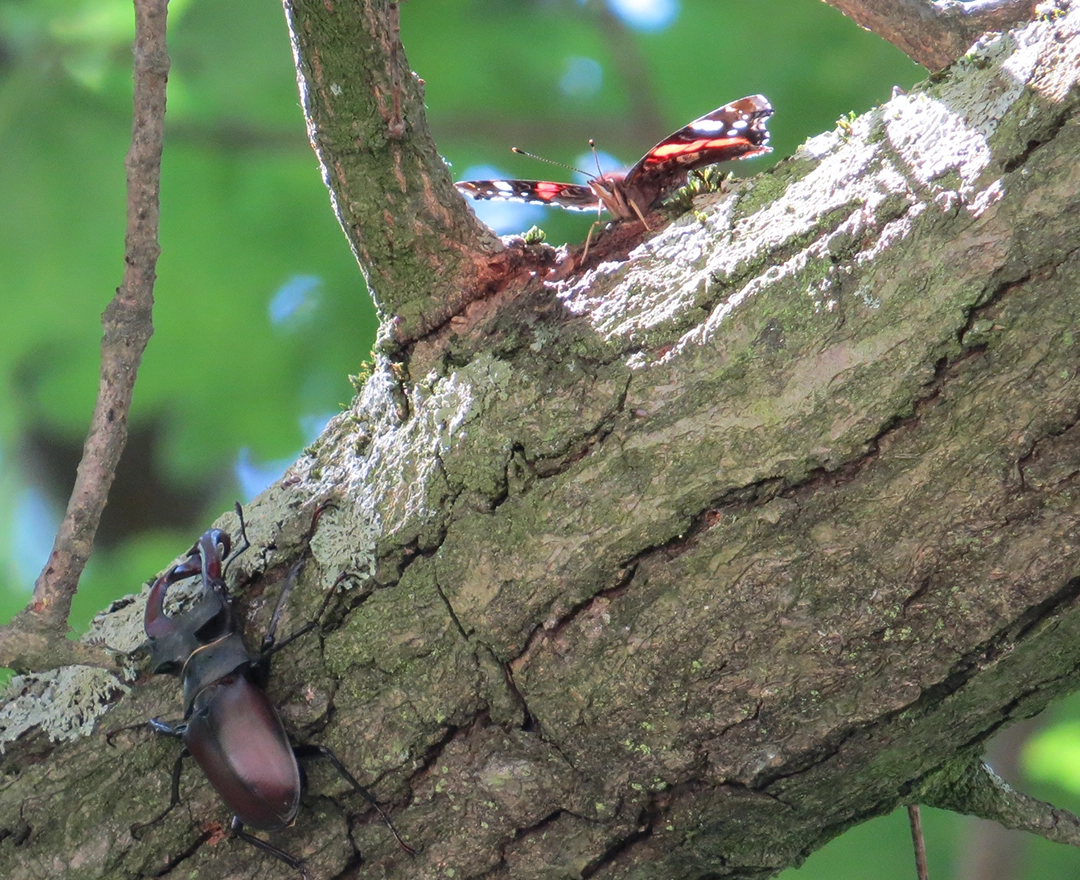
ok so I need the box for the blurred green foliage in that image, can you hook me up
[1027,715,1080,793]
[0,1,1076,877]
[0,0,373,626]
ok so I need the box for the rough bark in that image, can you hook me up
[2,6,1080,880]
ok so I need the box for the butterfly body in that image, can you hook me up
[455,95,773,222]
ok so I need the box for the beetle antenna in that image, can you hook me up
[510,146,593,179]
[588,138,606,178]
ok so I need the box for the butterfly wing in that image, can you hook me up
[454,95,772,222]
[620,94,774,210]
[455,180,601,212]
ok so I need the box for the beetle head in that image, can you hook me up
[144,529,236,675]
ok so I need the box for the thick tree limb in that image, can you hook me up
[822,0,1041,70]
[0,0,167,674]
[2,6,1080,880]
[282,0,514,341]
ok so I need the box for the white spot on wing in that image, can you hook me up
[690,118,729,134]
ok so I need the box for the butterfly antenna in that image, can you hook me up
[588,139,605,178]
[510,146,592,179]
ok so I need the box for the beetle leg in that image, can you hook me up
[261,563,345,659]
[258,499,344,654]
[295,744,418,855]
[230,815,306,873]
[222,502,250,579]
[262,560,304,654]
[131,749,189,839]
[256,500,346,657]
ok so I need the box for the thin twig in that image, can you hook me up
[821,0,1040,70]
[907,804,930,880]
[0,0,169,672]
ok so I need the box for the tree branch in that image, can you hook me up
[908,805,930,880]
[283,0,523,342]
[0,0,168,673]
[821,0,1041,70]
[923,755,1080,847]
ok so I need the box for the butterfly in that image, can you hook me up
[455,94,773,226]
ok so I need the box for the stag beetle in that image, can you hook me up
[121,506,415,870]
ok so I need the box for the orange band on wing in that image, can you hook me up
[535,182,566,199]
[644,137,747,163]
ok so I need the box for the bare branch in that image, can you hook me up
[821,0,1040,70]
[0,0,168,672]
[908,805,930,880]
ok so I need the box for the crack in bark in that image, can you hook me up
[1016,401,1080,490]
[409,723,465,781]
[511,563,639,669]
[522,393,630,482]
[580,806,654,878]
[146,827,214,877]
[763,573,1080,798]
[497,655,536,732]
[1008,575,1080,644]
[336,825,365,878]
[435,578,470,641]
[900,577,934,616]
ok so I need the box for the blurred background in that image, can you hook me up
[0,1,1077,877]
